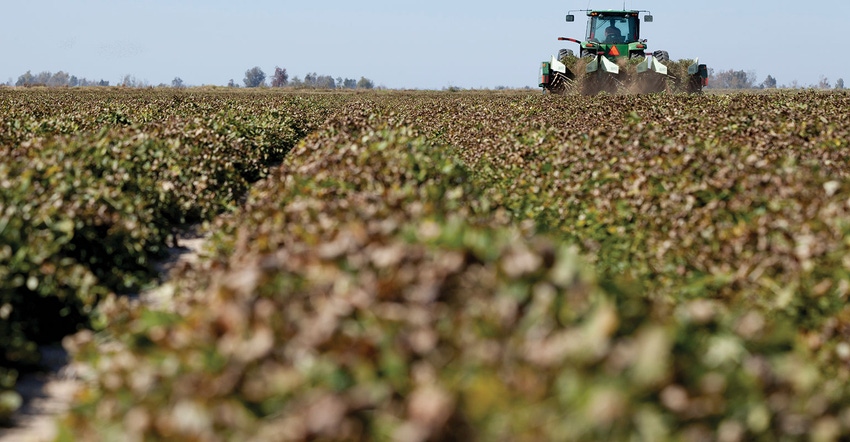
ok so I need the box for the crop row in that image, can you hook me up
[0,89,335,422]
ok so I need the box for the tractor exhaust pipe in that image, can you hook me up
[557,37,583,45]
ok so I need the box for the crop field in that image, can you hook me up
[3,88,850,440]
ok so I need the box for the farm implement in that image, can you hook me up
[539,9,708,94]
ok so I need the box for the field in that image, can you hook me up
[3,88,850,440]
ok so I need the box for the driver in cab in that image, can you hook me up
[604,26,625,44]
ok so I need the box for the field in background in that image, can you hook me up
[3,88,850,440]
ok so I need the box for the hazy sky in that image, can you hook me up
[2,0,847,89]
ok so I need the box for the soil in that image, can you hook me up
[0,346,80,442]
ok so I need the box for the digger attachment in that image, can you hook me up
[539,56,575,94]
[632,55,669,93]
[542,54,708,95]
[685,58,709,93]
[636,55,667,76]
[586,56,620,75]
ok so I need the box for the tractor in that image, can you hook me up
[539,9,708,94]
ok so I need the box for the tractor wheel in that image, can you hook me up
[653,50,670,63]
[557,49,574,61]
[686,74,704,94]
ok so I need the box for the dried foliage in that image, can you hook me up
[0,89,329,423]
[4,88,850,440]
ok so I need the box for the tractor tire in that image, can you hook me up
[557,49,574,61]
[653,50,670,63]
[686,74,704,94]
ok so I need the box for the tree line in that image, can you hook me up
[707,68,845,90]
[235,66,375,90]
[8,70,194,88]
[11,70,111,87]
[6,67,377,90]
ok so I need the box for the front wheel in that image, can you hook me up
[557,49,575,61]
[653,50,670,62]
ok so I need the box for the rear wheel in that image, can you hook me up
[557,49,574,61]
[653,50,670,62]
[686,74,704,94]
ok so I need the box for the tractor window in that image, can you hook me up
[587,15,638,44]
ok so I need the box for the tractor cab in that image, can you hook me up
[586,11,640,44]
[567,10,651,59]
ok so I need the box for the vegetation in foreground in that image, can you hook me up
[3,88,850,440]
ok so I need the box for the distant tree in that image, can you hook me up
[761,75,777,89]
[69,75,79,87]
[315,75,335,89]
[296,73,337,89]
[16,71,35,86]
[271,67,289,87]
[172,77,185,88]
[243,67,266,88]
[709,69,756,89]
[47,71,70,87]
[227,79,238,88]
[837,78,845,90]
[336,77,343,88]
[34,72,52,85]
[343,78,357,89]
[120,74,147,87]
[817,75,831,89]
[98,79,109,87]
[357,77,374,89]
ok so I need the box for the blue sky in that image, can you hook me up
[1,0,848,89]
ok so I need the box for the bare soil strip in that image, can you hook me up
[0,232,207,441]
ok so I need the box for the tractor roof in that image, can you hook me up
[587,10,640,15]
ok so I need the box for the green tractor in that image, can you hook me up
[539,10,708,94]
